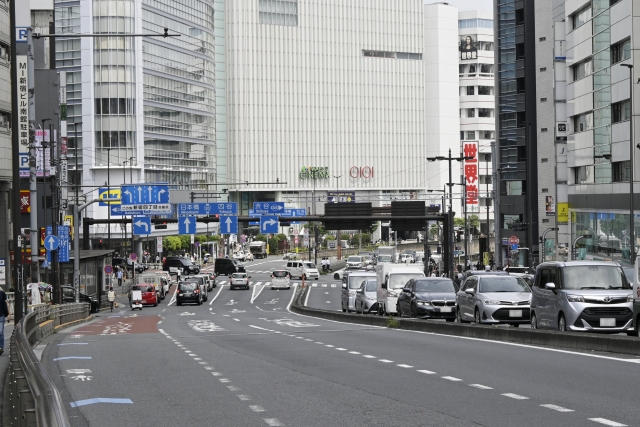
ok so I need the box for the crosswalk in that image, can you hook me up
[214,281,337,288]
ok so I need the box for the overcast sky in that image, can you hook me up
[427,0,493,12]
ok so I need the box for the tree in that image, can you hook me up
[164,236,182,253]
[454,217,465,228]
[208,235,220,242]
[468,215,480,229]
[254,234,267,242]
[179,235,191,251]
[430,224,440,239]
[340,233,350,241]
[349,233,371,246]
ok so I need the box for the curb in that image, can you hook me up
[54,315,93,332]
[290,288,640,356]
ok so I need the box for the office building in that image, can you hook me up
[0,0,11,285]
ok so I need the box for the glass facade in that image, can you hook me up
[572,211,638,265]
[214,0,227,185]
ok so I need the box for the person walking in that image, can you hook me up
[155,254,160,266]
[107,287,116,312]
[0,286,11,356]
[116,268,123,287]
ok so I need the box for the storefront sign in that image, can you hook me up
[300,166,329,179]
[16,56,29,147]
[349,166,374,179]
[463,142,479,211]
[557,202,569,223]
[20,190,30,213]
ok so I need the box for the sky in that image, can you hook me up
[427,0,493,12]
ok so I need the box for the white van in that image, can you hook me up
[286,261,320,280]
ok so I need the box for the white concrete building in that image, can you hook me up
[457,10,495,235]
[221,1,461,231]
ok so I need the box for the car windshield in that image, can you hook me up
[622,267,634,283]
[415,280,456,293]
[347,257,362,262]
[479,277,530,293]
[272,271,288,278]
[378,255,392,262]
[304,263,316,269]
[232,273,246,279]
[562,265,630,290]
[180,258,193,266]
[365,280,377,292]
[389,273,424,289]
[349,275,372,289]
[179,283,196,291]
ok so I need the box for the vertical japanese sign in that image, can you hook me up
[463,142,479,212]
[16,56,29,148]
[20,190,30,213]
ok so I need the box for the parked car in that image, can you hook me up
[62,286,100,313]
[215,258,246,276]
[176,281,202,306]
[355,278,378,314]
[531,261,633,334]
[230,272,251,290]
[346,256,365,268]
[283,252,298,260]
[129,284,158,307]
[270,270,291,290]
[456,274,531,326]
[397,278,457,321]
[163,256,200,275]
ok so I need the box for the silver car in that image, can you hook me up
[531,261,633,334]
[230,272,251,290]
[456,275,531,326]
[342,271,376,312]
[270,270,291,290]
[355,278,378,314]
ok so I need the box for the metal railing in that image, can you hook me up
[7,303,89,427]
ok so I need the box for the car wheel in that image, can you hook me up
[334,273,340,280]
[410,303,417,319]
[271,286,274,290]
[531,312,539,330]
[558,314,567,331]
[510,323,519,328]
[154,301,158,307]
[177,301,182,306]
[397,304,403,318]
[474,309,481,324]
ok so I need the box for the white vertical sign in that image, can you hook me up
[156,236,163,253]
[16,56,29,147]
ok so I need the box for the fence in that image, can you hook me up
[6,302,90,427]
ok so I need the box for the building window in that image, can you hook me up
[396,52,423,60]
[503,214,522,230]
[572,59,592,81]
[541,188,548,193]
[541,128,548,132]
[363,50,421,60]
[478,86,492,95]
[478,108,493,118]
[541,158,548,163]
[468,108,476,118]
[540,67,547,72]
[466,86,475,96]
[506,181,524,196]
[613,161,630,182]
[480,64,494,74]
[467,131,475,140]
[458,18,494,29]
[572,5,592,30]
[612,99,631,123]
[542,219,549,223]
[501,147,517,163]
[539,37,546,42]
[259,0,298,27]
[611,38,631,64]
[540,97,547,102]
[573,112,593,133]
[479,130,495,139]
[460,131,465,141]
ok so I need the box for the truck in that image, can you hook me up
[249,241,268,259]
[377,246,397,264]
[376,264,425,315]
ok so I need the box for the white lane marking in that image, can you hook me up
[211,372,222,376]
[67,369,92,374]
[264,419,284,427]
[442,376,462,382]
[304,286,311,307]
[158,321,162,324]
[379,359,394,363]
[315,342,324,344]
[335,348,347,351]
[502,393,529,400]
[250,405,265,412]
[363,355,376,359]
[326,301,331,304]
[312,284,317,287]
[469,384,493,390]
[251,283,266,303]
[227,386,241,391]
[205,367,214,371]
[199,362,208,365]
[194,358,202,361]
[296,337,304,340]
[209,284,226,305]
[305,339,313,341]
[396,364,413,368]
[285,284,298,311]
[249,325,271,332]
[162,309,166,312]
[167,284,178,306]
[349,351,361,355]
[233,318,240,322]
[237,395,251,401]
[219,378,231,383]
[540,404,573,412]
[588,419,627,427]
[325,345,335,348]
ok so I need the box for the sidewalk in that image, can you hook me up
[1,321,15,427]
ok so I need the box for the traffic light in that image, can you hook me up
[155,222,168,230]
[456,231,462,242]
[280,221,291,226]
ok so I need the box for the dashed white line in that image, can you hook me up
[315,342,324,345]
[305,339,313,341]
[325,345,335,348]
[211,372,222,376]
[469,384,493,390]
[502,393,529,400]
[237,395,251,401]
[219,378,231,383]
[335,348,347,351]
[363,355,376,359]
[194,358,202,361]
[588,418,627,426]
[540,404,573,413]
[379,359,394,363]
[228,386,241,392]
[348,351,361,355]
[250,405,265,412]
[396,364,413,368]
[263,419,284,426]
[304,286,311,306]
[442,376,463,382]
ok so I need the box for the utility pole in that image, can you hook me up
[27,29,39,283]
[491,141,500,268]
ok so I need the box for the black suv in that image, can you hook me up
[163,256,200,275]
[62,286,100,313]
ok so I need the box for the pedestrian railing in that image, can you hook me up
[7,302,89,427]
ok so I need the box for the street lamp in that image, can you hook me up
[621,63,635,265]
[572,234,593,261]
[427,149,473,278]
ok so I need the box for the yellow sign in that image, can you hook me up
[64,215,74,239]
[483,252,489,266]
[99,187,121,205]
[558,203,569,223]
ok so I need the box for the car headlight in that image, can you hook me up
[416,300,431,306]
[628,294,634,302]
[388,290,398,297]
[566,294,585,302]
[483,299,501,305]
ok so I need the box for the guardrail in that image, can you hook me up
[7,303,90,427]
[291,287,640,356]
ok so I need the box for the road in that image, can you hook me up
[39,257,640,427]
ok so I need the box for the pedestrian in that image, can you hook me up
[0,285,11,356]
[107,287,116,312]
[301,273,306,288]
[116,268,123,287]
[156,254,160,265]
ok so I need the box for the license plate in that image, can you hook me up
[440,306,453,313]
[600,318,616,327]
[509,310,522,318]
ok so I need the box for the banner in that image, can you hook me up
[463,141,479,212]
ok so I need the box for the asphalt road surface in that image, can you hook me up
[39,257,640,427]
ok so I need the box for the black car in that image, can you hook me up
[396,278,457,321]
[214,258,246,276]
[62,286,100,313]
[164,256,200,275]
[176,282,202,306]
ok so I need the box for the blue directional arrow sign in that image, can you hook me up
[253,202,285,215]
[44,234,59,251]
[120,184,170,205]
[179,216,196,235]
[283,208,306,224]
[133,217,151,235]
[177,202,237,216]
[261,215,279,234]
[219,215,238,235]
[57,226,70,262]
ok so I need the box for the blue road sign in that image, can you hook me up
[282,208,305,224]
[46,226,53,263]
[261,216,279,234]
[110,205,173,216]
[58,225,70,262]
[133,217,151,235]
[253,202,285,215]
[120,184,170,205]
[45,234,59,251]
[219,215,238,234]
[179,216,196,235]
[177,202,237,216]
[511,243,519,250]
[248,209,259,226]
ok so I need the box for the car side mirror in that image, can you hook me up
[464,288,475,295]
[403,287,411,293]
[342,283,347,289]
[544,282,556,291]
[356,289,363,294]
[382,282,387,289]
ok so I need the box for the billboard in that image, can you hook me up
[459,35,478,60]
[545,195,555,216]
[463,141,479,212]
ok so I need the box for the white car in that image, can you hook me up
[270,270,291,290]
[233,251,249,261]
[283,252,298,260]
[346,256,364,268]
[400,254,415,263]
[244,252,254,261]
[230,272,251,290]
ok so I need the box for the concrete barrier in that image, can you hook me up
[290,288,640,356]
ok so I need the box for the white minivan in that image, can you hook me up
[286,261,320,280]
